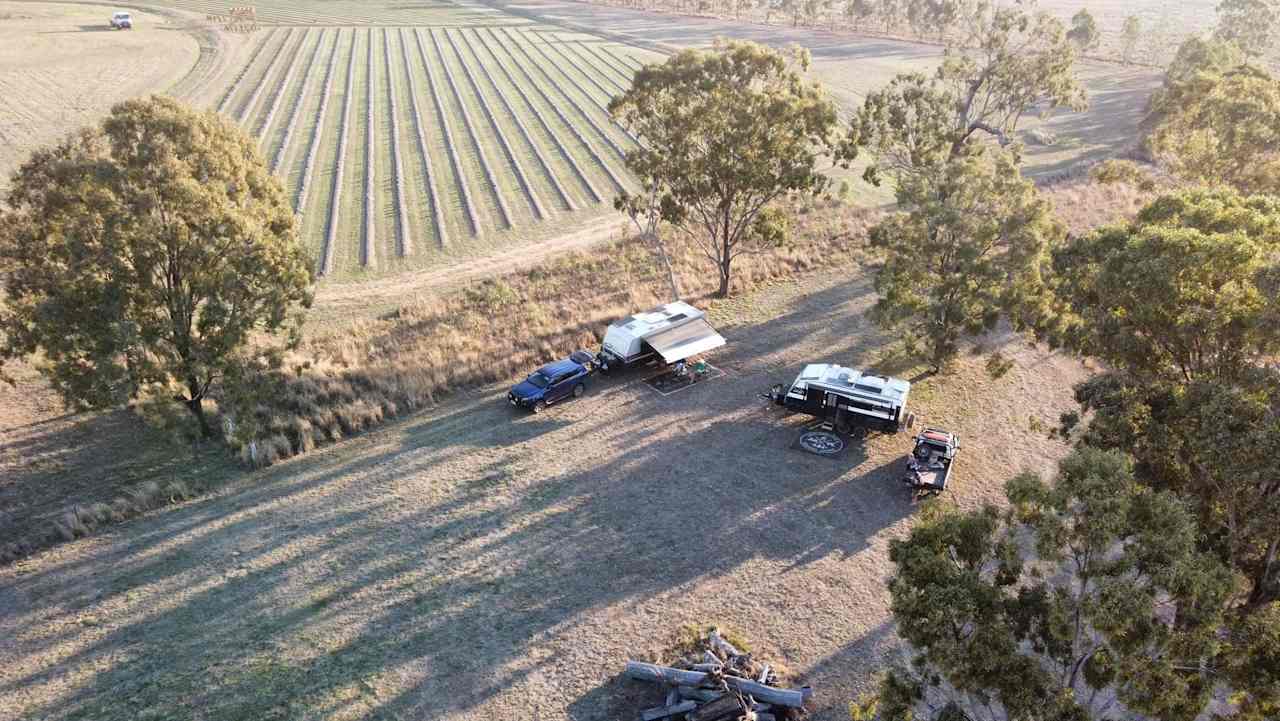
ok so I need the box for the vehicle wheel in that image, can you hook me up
[533,400,546,414]
[573,383,584,398]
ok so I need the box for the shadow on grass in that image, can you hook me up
[0,274,919,721]
[0,404,240,551]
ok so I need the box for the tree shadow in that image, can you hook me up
[1,274,921,721]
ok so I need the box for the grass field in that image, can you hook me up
[186,13,657,278]
[0,1,1165,281]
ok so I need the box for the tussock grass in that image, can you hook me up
[226,198,879,466]
[1,477,200,564]
[224,171,1150,468]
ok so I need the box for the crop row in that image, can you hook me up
[272,29,329,173]
[295,29,343,212]
[384,29,413,258]
[445,29,547,220]
[472,28,611,203]
[497,28,633,168]
[209,22,647,275]
[363,29,377,268]
[458,29,577,212]
[517,29,640,147]
[429,28,514,231]
[237,28,300,123]
[399,28,449,248]
[415,28,480,238]
[215,28,278,115]
[321,27,358,276]
[256,28,313,141]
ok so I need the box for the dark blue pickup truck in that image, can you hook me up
[508,352,595,413]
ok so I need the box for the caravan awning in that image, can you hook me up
[644,319,726,364]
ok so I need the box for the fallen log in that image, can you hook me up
[757,664,771,684]
[709,629,742,660]
[692,663,722,672]
[624,661,806,708]
[688,693,746,721]
[641,700,697,721]
[678,686,723,703]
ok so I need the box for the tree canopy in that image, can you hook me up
[1039,188,1280,384]
[864,448,1235,721]
[868,147,1059,371]
[1215,0,1280,57]
[1120,15,1142,64]
[609,39,839,297]
[1023,189,1280,720]
[1147,64,1280,195]
[1066,8,1099,53]
[0,95,313,436]
[846,0,1085,185]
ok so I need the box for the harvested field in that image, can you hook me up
[174,7,655,278]
[0,2,204,193]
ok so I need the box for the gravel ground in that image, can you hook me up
[0,269,1089,721]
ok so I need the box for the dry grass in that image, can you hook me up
[225,198,879,466]
[1039,168,1158,236]
[220,168,1155,468]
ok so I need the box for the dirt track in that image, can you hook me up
[0,270,1088,720]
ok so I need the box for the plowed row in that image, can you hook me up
[211,25,655,276]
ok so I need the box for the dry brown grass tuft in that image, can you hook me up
[1040,170,1160,236]
[216,173,1151,468]
[221,199,880,466]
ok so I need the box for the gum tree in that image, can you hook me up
[609,39,839,297]
[844,0,1083,370]
[0,96,313,437]
[858,449,1236,721]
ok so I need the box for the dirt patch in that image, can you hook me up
[0,265,1089,721]
[0,2,207,193]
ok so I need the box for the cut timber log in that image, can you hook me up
[664,688,680,707]
[624,661,806,709]
[756,664,771,684]
[688,693,746,721]
[678,686,722,703]
[641,700,697,721]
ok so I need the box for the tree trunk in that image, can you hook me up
[717,260,731,298]
[185,394,214,438]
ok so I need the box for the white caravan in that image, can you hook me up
[597,301,725,372]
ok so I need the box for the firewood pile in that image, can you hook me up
[624,628,811,721]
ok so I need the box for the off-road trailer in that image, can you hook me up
[765,364,914,435]
[904,428,959,499]
[596,301,726,372]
